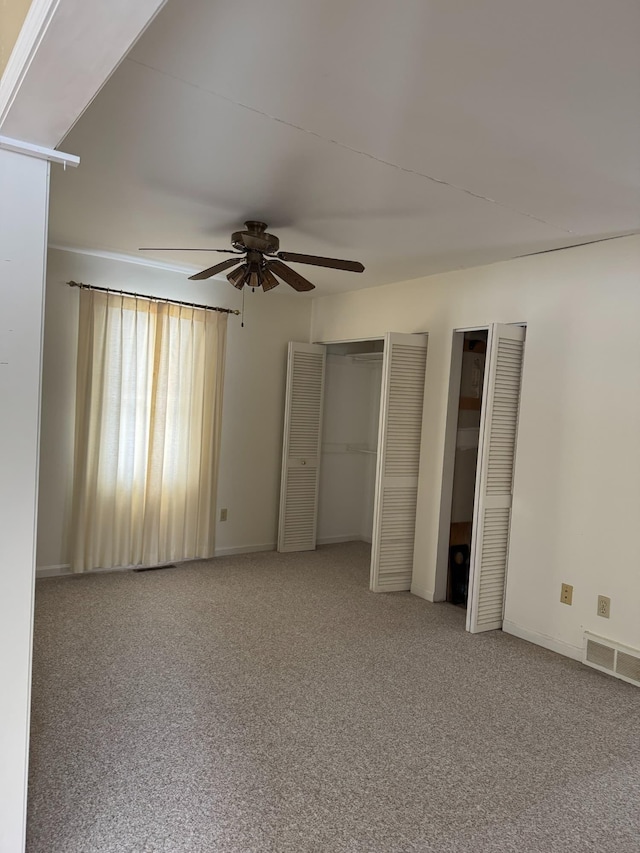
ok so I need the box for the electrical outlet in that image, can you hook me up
[219,508,228,522]
[597,595,610,618]
[560,583,573,605]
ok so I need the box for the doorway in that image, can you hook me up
[435,324,526,633]
[447,330,488,609]
[317,339,384,549]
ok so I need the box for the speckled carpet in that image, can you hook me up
[28,542,640,853]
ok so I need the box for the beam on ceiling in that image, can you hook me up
[0,0,168,148]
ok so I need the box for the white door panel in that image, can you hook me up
[277,342,326,552]
[467,324,525,632]
[370,333,428,592]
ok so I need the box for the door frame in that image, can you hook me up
[313,335,386,345]
[313,333,429,346]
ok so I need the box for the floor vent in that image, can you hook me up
[583,632,640,687]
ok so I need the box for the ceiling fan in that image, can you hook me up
[139,221,365,292]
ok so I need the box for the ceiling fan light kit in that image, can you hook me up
[227,264,248,289]
[139,221,364,293]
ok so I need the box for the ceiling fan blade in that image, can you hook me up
[268,260,315,292]
[227,264,249,289]
[277,251,364,273]
[188,257,243,281]
[139,247,241,253]
[261,267,280,292]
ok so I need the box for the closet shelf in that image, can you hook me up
[321,442,378,455]
[347,444,377,455]
[350,352,384,363]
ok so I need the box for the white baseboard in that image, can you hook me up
[37,562,159,578]
[36,539,368,578]
[213,543,276,557]
[36,543,277,578]
[316,534,366,546]
[36,564,72,578]
[410,582,434,602]
[502,620,582,662]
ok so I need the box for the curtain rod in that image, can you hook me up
[66,281,240,315]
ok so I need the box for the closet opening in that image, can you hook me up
[278,333,429,592]
[446,330,488,609]
[434,323,526,634]
[317,339,384,549]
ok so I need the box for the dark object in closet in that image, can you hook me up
[449,545,470,607]
[464,338,487,354]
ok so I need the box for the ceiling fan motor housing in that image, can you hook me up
[232,221,280,254]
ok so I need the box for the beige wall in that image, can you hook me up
[312,235,640,658]
[0,0,31,75]
[37,248,312,569]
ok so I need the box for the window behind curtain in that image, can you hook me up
[71,289,227,572]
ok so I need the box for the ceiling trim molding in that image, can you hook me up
[49,243,200,275]
[0,0,59,128]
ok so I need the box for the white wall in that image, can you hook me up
[37,249,312,570]
[0,149,49,853]
[312,235,640,659]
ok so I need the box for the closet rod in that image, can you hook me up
[67,281,240,315]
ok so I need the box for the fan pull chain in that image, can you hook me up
[241,286,245,328]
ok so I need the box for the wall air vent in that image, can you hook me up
[616,652,640,684]
[585,638,615,671]
[583,632,640,687]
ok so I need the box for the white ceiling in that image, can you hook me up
[49,0,640,295]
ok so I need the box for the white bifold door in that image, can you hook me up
[370,333,428,591]
[277,343,326,552]
[278,333,428,594]
[467,324,525,633]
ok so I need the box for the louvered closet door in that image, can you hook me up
[467,324,525,633]
[277,342,326,552]
[370,333,428,592]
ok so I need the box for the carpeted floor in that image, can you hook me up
[28,542,640,853]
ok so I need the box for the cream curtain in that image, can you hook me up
[71,289,227,572]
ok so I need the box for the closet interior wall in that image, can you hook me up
[317,342,383,545]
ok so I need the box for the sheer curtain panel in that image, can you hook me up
[71,290,227,572]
